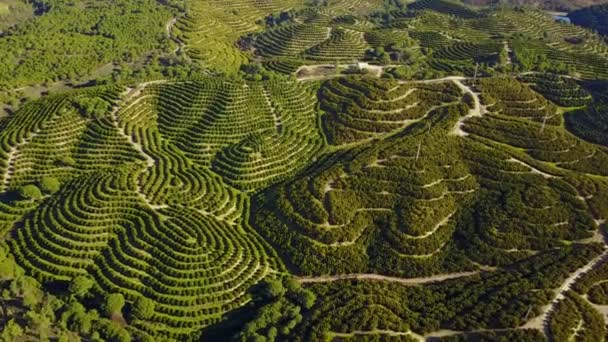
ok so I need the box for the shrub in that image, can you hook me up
[132,296,155,320]
[103,293,125,316]
[18,185,42,200]
[69,276,94,298]
[39,177,61,194]
[56,156,76,167]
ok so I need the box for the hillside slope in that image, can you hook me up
[462,0,608,11]
[569,3,608,35]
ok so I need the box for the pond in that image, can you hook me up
[553,14,571,23]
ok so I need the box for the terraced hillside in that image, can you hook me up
[244,76,608,340]
[245,0,608,82]
[0,78,307,339]
[1,0,608,342]
[173,0,383,73]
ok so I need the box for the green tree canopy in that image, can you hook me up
[39,176,61,194]
[73,97,111,118]
[18,185,43,200]
[132,296,155,320]
[69,276,94,299]
[259,279,285,301]
[103,293,125,316]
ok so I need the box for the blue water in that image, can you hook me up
[553,15,571,23]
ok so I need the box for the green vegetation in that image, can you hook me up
[0,0,607,341]
[18,184,42,201]
[0,0,175,89]
[0,2,8,14]
[569,3,608,36]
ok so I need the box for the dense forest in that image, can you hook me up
[569,3,608,36]
[461,0,607,11]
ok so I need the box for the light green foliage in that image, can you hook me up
[39,176,61,195]
[97,319,131,342]
[132,296,155,320]
[18,184,42,200]
[260,279,286,300]
[0,243,22,279]
[103,293,125,316]
[73,97,111,118]
[60,302,99,335]
[0,1,606,342]
[56,156,77,167]
[25,310,52,341]
[0,319,24,341]
[10,276,43,308]
[0,0,174,88]
[69,276,94,299]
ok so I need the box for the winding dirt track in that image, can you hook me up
[523,249,608,336]
[296,271,479,285]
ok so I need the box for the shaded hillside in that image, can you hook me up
[569,3,608,35]
[462,0,608,11]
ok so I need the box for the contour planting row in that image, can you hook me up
[0,95,70,192]
[118,78,322,192]
[176,0,303,72]
[0,86,126,192]
[254,106,482,277]
[407,0,483,20]
[115,84,242,215]
[320,77,463,145]
[432,42,501,62]
[304,28,369,62]
[477,77,560,124]
[9,169,283,338]
[518,73,592,107]
[464,113,608,177]
[254,24,330,58]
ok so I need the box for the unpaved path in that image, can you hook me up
[449,78,483,136]
[1,130,40,192]
[296,271,478,285]
[109,81,169,209]
[402,211,455,240]
[261,88,282,133]
[166,17,187,55]
[523,249,608,336]
[507,157,556,179]
[503,41,512,65]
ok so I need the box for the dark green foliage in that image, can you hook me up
[0,2,608,341]
[278,245,599,341]
[519,73,592,107]
[569,4,608,36]
[73,97,111,118]
[408,0,483,19]
[236,278,316,342]
[565,101,608,146]
[259,280,286,301]
[548,292,605,341]
[437,329,545,341]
